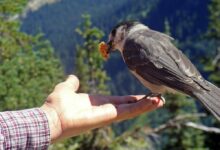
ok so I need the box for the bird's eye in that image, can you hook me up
[107,40,113,47]
[111,29,116,37]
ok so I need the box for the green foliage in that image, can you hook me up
[143,20,206,149]
[51,14,152,150]
[75,14,110,95]
[204,0,220,86]
[161,94,205,150]
[208,0,220,39]
[203,59,220,85]
[0,1,64,110]
[201,0,220,149]
[0,0,26,19]
[133,94,206,150]
[16,0,219,149]
[50,127,115,150]
[51,14,112,150]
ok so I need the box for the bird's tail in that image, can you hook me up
[192,81,220,121]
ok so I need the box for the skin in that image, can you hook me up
[40,75,164,143]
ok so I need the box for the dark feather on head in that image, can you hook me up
[111,21,140,37]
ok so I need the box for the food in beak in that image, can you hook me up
[99,41,109,60]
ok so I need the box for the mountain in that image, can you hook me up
[21,0,211,94]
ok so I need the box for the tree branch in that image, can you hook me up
[184,122,220,134]
[113,113,220,146]
[150,113,207,134]
[212,47,220,65]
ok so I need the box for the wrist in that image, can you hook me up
[40,104,62,143]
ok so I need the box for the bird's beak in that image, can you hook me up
[106,40,113,54]
[98,40,115,60]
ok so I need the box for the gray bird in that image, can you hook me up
[105,21,220,121]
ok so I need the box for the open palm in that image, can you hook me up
[41,75,164,143]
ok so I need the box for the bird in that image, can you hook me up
[101,21,220,121]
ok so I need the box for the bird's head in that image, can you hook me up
[106,21,140,53]
[99,21,147,59]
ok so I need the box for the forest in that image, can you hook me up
[1,0,220,149]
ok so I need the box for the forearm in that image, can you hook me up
[0,108,50,149]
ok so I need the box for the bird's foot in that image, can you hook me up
[141,93,166,104]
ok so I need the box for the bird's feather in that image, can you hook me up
[123,29,210,95]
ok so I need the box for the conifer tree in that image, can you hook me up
[153,19,206,150]
[0,0,64,110]
[74,14,110,95]
[202,0,220,148]
[51,14,113,150]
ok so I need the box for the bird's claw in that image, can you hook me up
[160,96,166,104]
[142,93,166,104]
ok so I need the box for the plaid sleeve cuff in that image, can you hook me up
[0,108,50,150]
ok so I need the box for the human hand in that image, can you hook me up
[40,75,164,143]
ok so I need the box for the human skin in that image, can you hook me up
[40,75,164,143]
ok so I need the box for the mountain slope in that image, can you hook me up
[22,0,211,95]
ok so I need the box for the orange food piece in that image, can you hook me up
[99,41,109,60]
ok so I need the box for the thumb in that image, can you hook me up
[65,75,80,92]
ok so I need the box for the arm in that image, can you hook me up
[0,75,164,149]
[0,108,50,149]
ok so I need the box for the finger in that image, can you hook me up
[73,104,118,128]
[108,95,145,104]
[89,95,146,105]
[54,75,80,92]
[84,97,163,125]
[68,98,164,132]
[115,97,164,121]
[64,75,80,92]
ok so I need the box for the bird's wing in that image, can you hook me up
[123,29,210,94]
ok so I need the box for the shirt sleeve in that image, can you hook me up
[0,108,50,150]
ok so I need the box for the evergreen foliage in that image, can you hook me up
[202,0,220,149]
[74,14,110,94]
[143,21,206,150]
[0,0,64,110]
[2,0,220,149]
[50,14,112,150]
[208,0,220,39]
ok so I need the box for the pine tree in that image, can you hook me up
[51,14,113,150]
[0,0,64,110]
[150,20,206,150]
[202,0,220,148]
[208,0,220,40]
[160,94,206,150]
[74,14,110,95]
[205,0,220,85]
